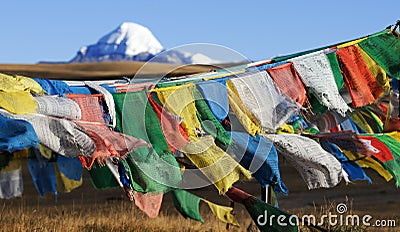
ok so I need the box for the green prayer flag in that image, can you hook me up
[359,32,400,80]
[124,147,180,193]
[308,89,328,115]
[194,88,231,147]
[326,52,345,90]
[380,160,400,187]
[113,91,170,155]
[88,162,120,189]
[172,189,204,223]
[244,197,298,232]
[113,91,182,193]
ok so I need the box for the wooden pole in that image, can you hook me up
[261,186,273,204]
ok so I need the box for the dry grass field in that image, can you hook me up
[0,162,399,231]
[1,196,397,231]
[0,199,253,232]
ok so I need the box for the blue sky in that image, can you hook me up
[0,1,399,63]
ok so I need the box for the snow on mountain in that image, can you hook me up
[190,53,219,64]
[98,22,163,56]
[70,22,218,64]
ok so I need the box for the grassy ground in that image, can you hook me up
[1,195,398,231]
[0,199,400,231]
[0,197,255,232]
[0,163,399,231]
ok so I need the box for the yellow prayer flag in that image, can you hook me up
[356,45,391,93]
[202,199,240,226]
[351,112,374,134]
[343,150,393,181]
[387,131,400,141]
[154,84,202,137]
[226,81,260,136]
[277,124,295,134]
[38,144,53,159]
[14,75,45,96]
[54,163,83,193]
[0,74,44,95]
[337,38,367,48]
[360,110,384,132]
[0,92,37,114]
[182,136,252,193]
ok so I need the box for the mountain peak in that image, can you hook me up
[70,22,164,62]
[70,22,217,64]
[97,22,164,56]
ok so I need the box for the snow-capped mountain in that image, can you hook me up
[70,22,218,64]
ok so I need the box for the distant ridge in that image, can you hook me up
[0,62,247,80]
